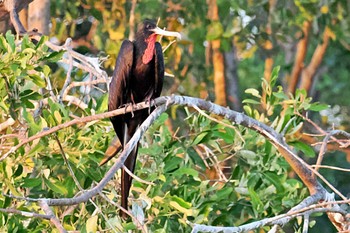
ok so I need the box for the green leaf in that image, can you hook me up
[289,141,315,157]
[35,36,47,49]
[191,131,210,145]
[20,90,41,100]
[5,31,15,52]
[242,99,261,105]
[245,88,261,98]
[44,50,65,62]
[215,187,233,201]
[308,103,329,111]
[273,91,288,100]
[172,167,198,178]
[170,195,192,209]
[164,156,182,173]
[29,74,46,87]
[212,130,234,143]
[44,178,68,195]
[43,65,51,77]
[248,187,264,213]
[270,66,280,87]
[263,172,284,193]
[0,36,8,51]
[169,200,193,216]
[187,148,206,170]
[206,21,224,40]
[13,165,23,177]
[23,178,42,188]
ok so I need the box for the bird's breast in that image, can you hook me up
[130,58,156,102]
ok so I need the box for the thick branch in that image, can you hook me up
[3,0,28,33]
[0,0,33,20]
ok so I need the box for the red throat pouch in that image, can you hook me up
[142,34,157,64]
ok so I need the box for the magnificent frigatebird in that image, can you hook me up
[100,19,180,218]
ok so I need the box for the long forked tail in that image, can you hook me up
[120,142,138,218]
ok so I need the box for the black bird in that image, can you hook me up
[100,19,180,218]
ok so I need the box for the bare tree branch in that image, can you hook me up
[314,130,350,174]
[39,201,67,233]
[0,207,51,219]
[192,198,349,233]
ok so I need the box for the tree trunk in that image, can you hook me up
[207,0,227,106]
[287,21,311,94]
[28,0,50,35]
[299,27,331,93]
[261,0,276,111]
[224,43,241,111]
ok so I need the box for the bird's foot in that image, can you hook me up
[120,103,135,117]
[145,97,155,114]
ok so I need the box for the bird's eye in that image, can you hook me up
[146,24,151,29]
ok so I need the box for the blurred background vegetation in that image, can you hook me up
[0,0,349,232]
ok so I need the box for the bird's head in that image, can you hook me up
[137,19,181,40]
[137,19,181,64]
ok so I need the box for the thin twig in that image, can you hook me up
[192,105,244,142]
[311,165,350,172]
[54,134,83,190]
[55,134,117,232]
[62,78,107,98]
[314,130,350,174]
[99,191,148,233]
[0,207,51,219]
[59,38,74,102]
[122,165,155,186]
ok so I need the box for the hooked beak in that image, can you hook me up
[151,27,181,40]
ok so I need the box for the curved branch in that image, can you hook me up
[192,200,347,233]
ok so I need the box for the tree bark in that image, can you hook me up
[300,27,331,93]
[0,0,33,20]
[28,0,50,35]
[287,21,311,94]
[261,0,276,110]
[224,43,241,111]
[207,0,227,106]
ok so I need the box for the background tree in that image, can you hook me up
[0,0,349,232]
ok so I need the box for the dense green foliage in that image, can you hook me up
[0,0,349,232]
[0,35,333,232]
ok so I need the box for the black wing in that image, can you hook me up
[154,42,164,97]
[108,40,134,142]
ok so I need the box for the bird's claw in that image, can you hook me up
[120,103,135,117]
[145,97,155,114]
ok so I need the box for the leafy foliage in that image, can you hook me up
[1,0,349,232]
[0,33,327,232]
